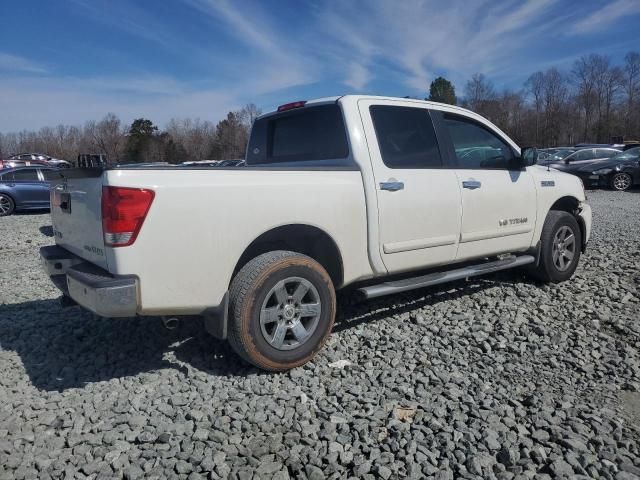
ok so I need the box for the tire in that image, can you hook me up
[0,194,15,216]
[227,250,336,371]
[529,210,582,283]
[611,172,632,191]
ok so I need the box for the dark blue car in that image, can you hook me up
[0,166,63,216]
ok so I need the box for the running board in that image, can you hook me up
[358,255,535,299]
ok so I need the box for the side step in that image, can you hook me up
[357,255,535,299]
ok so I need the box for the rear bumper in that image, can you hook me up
[40,245,138,317]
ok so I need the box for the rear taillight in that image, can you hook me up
[101,186,154,247]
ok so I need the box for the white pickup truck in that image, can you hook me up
[41,95,592,371]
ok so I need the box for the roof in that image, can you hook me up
[258,94,481,120]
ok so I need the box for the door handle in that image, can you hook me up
[380,180,404,191]
[462,180,482,189]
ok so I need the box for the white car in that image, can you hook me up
[41,95,592,370]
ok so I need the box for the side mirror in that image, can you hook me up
[520,147,538,166]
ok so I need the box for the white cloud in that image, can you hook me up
[344,63,371,90]
[309,0,561,93]
[0,52,47,74]
[570,0,640,34]
[185,0,319,92]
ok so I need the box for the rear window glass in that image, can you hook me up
[247,105,349,164]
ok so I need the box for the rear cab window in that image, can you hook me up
[247,104,350,166]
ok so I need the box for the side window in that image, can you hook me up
[42,170,63,181]
[0,172,14,181]
[369,105,442,168]
[596,149,617,158]
[574,149,594,161]
[444,115,515,169]
[12,169,40,181]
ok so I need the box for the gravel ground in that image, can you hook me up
[1,190,639,480]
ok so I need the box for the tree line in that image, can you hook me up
[0,104,261,164]
[427,51,640,147]
[1,51,638,164]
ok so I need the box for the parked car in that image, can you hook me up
[77,154,107,168]
[8,153,72,168]
[540,147,621,174]
[537,147,576,162]
[40,95,591,371]
[0,158,49,169]
[622,142,640,151]
[216,159,245,167]
[0,166,63,216]
[181,161,220,167]
[576,147,640,191]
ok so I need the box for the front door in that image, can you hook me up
[359,99,462,274]
[439,113,537,260]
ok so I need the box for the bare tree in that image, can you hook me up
[89,113,126,163]
[572,55,599,142]
[464,73,496,116]
[525,72,545,145]
[622,52,640,137]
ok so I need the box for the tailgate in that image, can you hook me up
[51,169,108,270]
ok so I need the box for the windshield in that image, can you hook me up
[538,148,574,162]
[611,147,640,162]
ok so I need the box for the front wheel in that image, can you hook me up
[611,172,632,191]
[528,210,582,283]
[227,251,336,371]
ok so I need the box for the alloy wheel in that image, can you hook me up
[552,225,576,271]
[259,276,322,351]
[613,173,632,191]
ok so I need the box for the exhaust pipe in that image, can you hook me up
[162,316,180,330]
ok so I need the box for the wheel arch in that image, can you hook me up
[0,191,17,212]
[548,195,587,252]
[231,224,345,289]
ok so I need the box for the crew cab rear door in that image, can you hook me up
[437,112,537,260]
[358,99,462,274]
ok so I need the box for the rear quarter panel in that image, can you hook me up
[104,168,371,315]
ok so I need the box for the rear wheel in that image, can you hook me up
[228,251,336,371]
[611,172,632,191]
[0,194,15,216]
[529,210,582,283]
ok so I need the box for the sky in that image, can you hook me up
[1,0,639,131]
